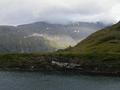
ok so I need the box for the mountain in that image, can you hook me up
[18,21,106,42]
[0,22,120,74]
[0,21,106,53]
[0,26,54,53]
[65,21,120,54]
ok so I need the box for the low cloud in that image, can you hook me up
[0,0,120,25]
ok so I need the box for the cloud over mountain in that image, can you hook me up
[0,0,120,25]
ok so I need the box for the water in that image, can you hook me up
[0,71,120,90]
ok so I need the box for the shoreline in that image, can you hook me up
[0,68,120,77]
[0,53,120,77]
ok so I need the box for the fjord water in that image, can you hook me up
[0,71,120,90]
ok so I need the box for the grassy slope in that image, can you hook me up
[64,22,120,54]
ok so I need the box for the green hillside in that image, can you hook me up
[65,22,120,54]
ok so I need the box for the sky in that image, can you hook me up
[0,0,120,25]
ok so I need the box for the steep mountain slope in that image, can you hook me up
[0,22,106,53]
[0,26,54,53]
[66,22,120,54]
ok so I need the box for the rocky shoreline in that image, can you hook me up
[1,68,120,77]
[1,63,120,77]
[0,53,120,77]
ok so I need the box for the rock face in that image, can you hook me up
[0,21,106,53]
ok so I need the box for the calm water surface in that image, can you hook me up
[0,71,120,90]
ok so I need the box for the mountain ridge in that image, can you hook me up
[0,21,106,53]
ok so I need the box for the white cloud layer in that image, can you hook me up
[0,0,120,25]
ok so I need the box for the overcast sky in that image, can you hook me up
[0,0,120,25]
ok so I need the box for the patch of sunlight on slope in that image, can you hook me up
[25,33,78,49]
[43,35,77,49]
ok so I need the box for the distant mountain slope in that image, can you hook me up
[0,21,106,53]
[18,22,105,41]
[0,26,55,53]
[66,22,120,54]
